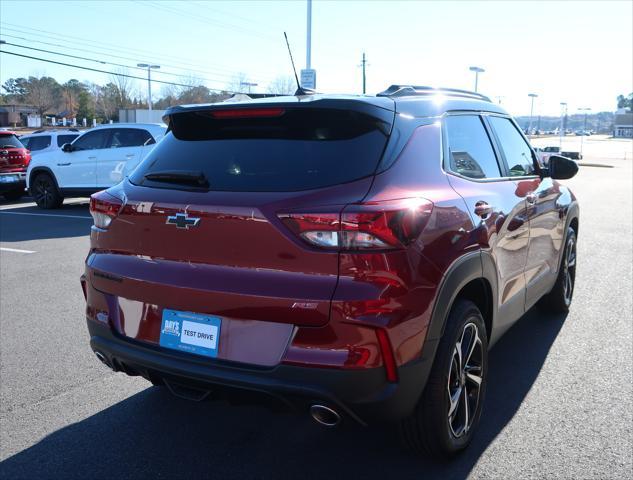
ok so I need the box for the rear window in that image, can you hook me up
[0,135,24,149]
[25,135,51,151]
[130,108,391,192]
[57,134,79,147]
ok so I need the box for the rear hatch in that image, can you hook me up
[88,99,394,354]
[0,133,30,172]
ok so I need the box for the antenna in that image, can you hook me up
[284,32,315,96]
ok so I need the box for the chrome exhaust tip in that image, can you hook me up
[94,351,112,369]
[310,404,341,427]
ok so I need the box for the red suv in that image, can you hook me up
[0,131,30,201]
[82,86,579,458]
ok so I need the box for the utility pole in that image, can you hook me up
[360,52,367,94]
[306,0,312,69]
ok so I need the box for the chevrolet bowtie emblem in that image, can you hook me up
[166,213,200,229]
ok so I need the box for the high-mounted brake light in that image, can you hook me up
[210,108,286,119]
[278,198,433,251]
[89,190,123,229]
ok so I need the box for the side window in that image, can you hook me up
[72,130,109,151]
[108,128,153,148]
[20,137,31,149]
[488,116,536,176]
[57,134,79,147]
[26,136,52,151]
[445,115,501,179]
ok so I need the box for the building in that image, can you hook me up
[118,109,167,124]
[614,108,633,138]
[0,104,40,127]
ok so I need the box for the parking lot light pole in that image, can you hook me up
[469,66,485,93]
[528,93,538,134]
[578,107,591,159]
[240,81,258,94]
[137,64,160,111]
[559,102,567,149]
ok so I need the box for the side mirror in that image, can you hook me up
[548,155,578,180]
[61,143,73,153]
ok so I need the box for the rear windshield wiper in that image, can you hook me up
[143,170,210,188]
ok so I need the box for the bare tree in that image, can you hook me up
[267,75,296,95]
[109,68,133,108]
[226,72,252,93]
[26,76,61,116]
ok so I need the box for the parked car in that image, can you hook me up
[27,123,166,209]
[535,145,583,163]
[0,130,31,201]
[81,86,579,459]
[19,129,82,157]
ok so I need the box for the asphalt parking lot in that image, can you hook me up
[0,136,631,479]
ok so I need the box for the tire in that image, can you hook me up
[3,189,24,201]
[400,300,488,459]
[31,172,63,209]
[539,227,577,313]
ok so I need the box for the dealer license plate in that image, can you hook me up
[159,309,221,358]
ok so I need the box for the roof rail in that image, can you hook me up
[377,85,491,102]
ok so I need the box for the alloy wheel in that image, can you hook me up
[34,177,55,208]
[562,235,577,305]
[447,322,483,438]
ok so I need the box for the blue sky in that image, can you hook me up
[0,0,631,116]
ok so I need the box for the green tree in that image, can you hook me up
[76,90,94,121]
[1,78,28,103]
[616,93,632,111]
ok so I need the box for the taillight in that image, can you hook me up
[278,198,433,251]
[89,190,123,229]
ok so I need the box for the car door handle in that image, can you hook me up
[88,156,97,160]
[125,154,135,158]
[526,193,538,205]
[56,162,71,166]
[474,201,493,218]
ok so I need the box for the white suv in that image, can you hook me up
[27,123,166,209]
[19,129,82,157]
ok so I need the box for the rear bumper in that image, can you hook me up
[0,172,26,193]
[87,320,433,425]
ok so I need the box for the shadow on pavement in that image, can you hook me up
[0,308,566,480]
[0,200,92,243]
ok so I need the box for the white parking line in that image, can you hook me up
[0,247,36,254]
[0,211,92,219]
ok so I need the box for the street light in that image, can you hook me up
[559,102,568,149]
[527,93,538,135]
[137,63,160,111]
[578,107,591,159]
[240,81,258,94]
[469,66,485,93]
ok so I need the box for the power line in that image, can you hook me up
[0,22,281,81]
[0,40,268,88]
[0,49,240,94]
[0,29,278,85]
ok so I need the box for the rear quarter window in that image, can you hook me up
[57,134,80,147]
[130,108,391,192]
